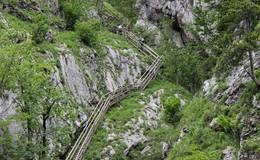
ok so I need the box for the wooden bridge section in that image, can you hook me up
[65,28,162,160]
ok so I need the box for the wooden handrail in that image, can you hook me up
[65,23,163,160]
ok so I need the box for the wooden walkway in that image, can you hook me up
[65,28,162,160]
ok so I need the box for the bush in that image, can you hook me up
[163,97,182,124]
[75,20,100,46]
[32,24,49,44]
[61,2,81,30]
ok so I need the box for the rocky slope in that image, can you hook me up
[0,1,146,158]
[0,0,259,160]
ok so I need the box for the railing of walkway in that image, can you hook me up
[65,26,162,160]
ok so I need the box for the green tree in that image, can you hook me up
[0,43,77,159]
[216,0,260,88]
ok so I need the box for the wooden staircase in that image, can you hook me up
[65,28,162,160]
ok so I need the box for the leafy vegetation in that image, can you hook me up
[75,20,101,46]
[163,97,182,124]
[60,1,81,30]
[0,0,259,159]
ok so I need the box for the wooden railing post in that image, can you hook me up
[65,24,163,160]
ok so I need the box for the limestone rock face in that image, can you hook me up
[203,52,260,160]
[2,3,32,21]
[161,142,170,159]
[58,44,91,106]
[104,46,142,92]
[203,51,260,106]
[135,0,195,45]
[57,44,144,106]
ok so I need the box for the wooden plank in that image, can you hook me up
[66,24,163,160]
[65,97,105,160]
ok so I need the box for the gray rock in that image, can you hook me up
[135,0,195,42]
[203,51,260,105]
[123,131,146,156]
[177,126,189,143]
[101,145,116,159]
[3,3,32,21]
[17,0,42,12]
[253,96,260,109]
[58,44,91,106]
[104,46,142,92]
[209,118,221,131]
[87,8,100,19]
[222,146,235,160]
[203,77,218,96]
[45,29,55,43]
[161,142,170,159]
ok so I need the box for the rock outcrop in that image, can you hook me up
[58,45,91,106]
[203,51,260,160]
[135,0,195,46]
[203,51,260,106]
[100,89,165,159]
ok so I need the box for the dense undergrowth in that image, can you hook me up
[84,80,243,160]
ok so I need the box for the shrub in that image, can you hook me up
[163,97,182,124]
[75,20,100,46]
[32,23,49,44]
[61,2,81,30]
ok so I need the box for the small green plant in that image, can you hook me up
[75,20,100,46]
[163,97,182,124]
[61,2,81,30]
[32,23,49,44]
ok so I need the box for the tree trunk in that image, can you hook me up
[42,115,47,158]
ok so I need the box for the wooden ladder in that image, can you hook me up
[65,28,162,160]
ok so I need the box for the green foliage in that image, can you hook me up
[75,20,101,46]
[85,81,191,159]
[243,132,260,152]
[103,1,123,19]
[32,23,49,44]
[214,115,238,134]
[240,81,259,106]
[167,98,239,160]
[163,97,182,124]
[0,42,78,158]
[107,0,138,24]
[159,42,203,92]
[60,1,81,30]
[174,144,218,160]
